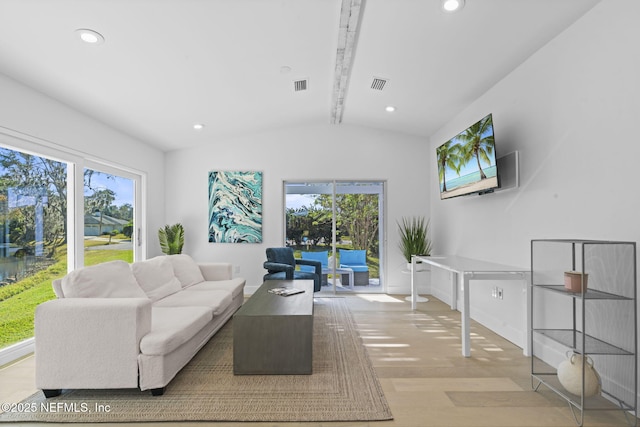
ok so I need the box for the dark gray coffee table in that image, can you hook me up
[233,280,314,375]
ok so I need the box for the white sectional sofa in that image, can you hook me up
[35,254,245,397]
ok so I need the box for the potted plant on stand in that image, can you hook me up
[158,223,185,255]
[398,216,432,303]
[397,216,432,271]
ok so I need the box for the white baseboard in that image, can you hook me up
[430,287,451,307]
[0,338,34,367]
[471,306,524,349]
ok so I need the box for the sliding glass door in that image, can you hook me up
[284,181,384,293]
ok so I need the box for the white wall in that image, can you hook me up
[431,0,640,264]
[429,0,640,385]
[0,72,166,258]
[164,124,430,293]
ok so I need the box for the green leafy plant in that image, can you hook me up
[158,223,185,255]
[397,216,432,263]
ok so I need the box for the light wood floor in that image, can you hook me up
[0,294,634,426]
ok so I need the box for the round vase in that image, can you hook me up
[557,352,601,397]
[407,262,425,272]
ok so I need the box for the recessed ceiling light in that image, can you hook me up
[385,106,396,113]
[193,124,205,130]
[442,0,465,12]
[75,29,105,44]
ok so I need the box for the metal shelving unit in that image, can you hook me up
[531,239,637,426]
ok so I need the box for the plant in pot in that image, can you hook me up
[158,223,185,255]
[397,216,432,271]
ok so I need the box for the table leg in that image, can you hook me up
[450,271,457,310]
[461,274,471,357]
[523,272,531,357]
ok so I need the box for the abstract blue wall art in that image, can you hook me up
[208,171,262,243]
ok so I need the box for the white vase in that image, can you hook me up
[557,352,601,397]
[407,262,427,272]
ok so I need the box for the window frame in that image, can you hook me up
[0,128,146,365]
[83,160,144,265]
[283,179,386,294]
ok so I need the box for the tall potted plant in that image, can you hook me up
[397,216,432,270]
[158,223,185,255]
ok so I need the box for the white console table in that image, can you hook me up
[410,255,530,357]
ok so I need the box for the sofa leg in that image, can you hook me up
[42,389,62,398]
[151,387,165,396]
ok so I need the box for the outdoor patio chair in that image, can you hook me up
[300,251,329,286]
[263,247,322,292]
[339,249,369,286]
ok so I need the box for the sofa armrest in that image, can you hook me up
[35,298,152,390]
[198,262,232,281]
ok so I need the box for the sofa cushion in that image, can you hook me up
[61,260,147,298]
[167,254,205,288]
[140,306,212,356]
[185,278,245,298]
[131,256,182,301]
[153,289,232,316]
[52,279,64,298]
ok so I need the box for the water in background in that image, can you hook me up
[441,165,497,191]
[0,255,54,285]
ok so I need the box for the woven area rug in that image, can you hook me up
[0,298,392,423]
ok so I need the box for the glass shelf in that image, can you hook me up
[533,328,633,355]
[534,285,633,301]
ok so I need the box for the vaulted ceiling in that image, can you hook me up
[0,0,600,151]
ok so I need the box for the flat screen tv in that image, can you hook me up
[437,113,499,199]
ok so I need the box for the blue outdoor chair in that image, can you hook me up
[263,247,322,292]
[339,249,369,286]
[300,251,329,286]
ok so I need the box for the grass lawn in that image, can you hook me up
[0,244,133,350]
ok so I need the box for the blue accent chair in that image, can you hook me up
[263,247,322,292]
[339,249,369,286]
[300,251,329,286]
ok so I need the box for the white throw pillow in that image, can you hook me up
[61,260,147,298]
[131,256,182,301]
[167,254,205,288]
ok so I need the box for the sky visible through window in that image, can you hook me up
[286,194,318,210]
[84,172,133,206]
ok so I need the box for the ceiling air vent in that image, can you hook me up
[293,79,308,92]
[370,77,388,91]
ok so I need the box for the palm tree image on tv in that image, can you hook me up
[436,140,463,193]
[437,114,498,199]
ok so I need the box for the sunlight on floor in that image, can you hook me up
[364,343,410,348]
[355,294,404,303]
[360,335,394,339]
[379,357,420,362]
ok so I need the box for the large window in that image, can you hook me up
[0,147,68,350]
[83,167,134,267]
[284,181,384,294]
[0,141,143,357]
